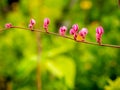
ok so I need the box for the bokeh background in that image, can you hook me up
[0,0,120,90]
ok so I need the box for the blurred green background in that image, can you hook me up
[0,0,120,90]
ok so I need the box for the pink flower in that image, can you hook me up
[29,18,36,29]
[70,28,76,35]
[69,28,77,40]
[5,23,12,28]
[30,18,36,25]
[43,18,50,32]
[59,26,67,36]
[96,26,104,35]
[96,26,104,44]
[69,24,79,40]
[96,33,101,43]
[72,24,79,32]
[28,24,33,29]
[79,28,88,39]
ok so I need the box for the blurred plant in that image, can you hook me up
[5,23,12,28]
[105,77,120,90]
[0,0,120,90]
[118,0,120,7]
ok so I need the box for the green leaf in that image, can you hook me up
[45,56,76,88]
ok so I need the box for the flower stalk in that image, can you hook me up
[0,26,120,48]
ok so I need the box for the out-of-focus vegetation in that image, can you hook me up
[105,77,120,90]
[0,0,120,90]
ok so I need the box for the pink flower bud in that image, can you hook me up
[30,18,36,25]
[96,33,102,44]
[96,26,104,35]
[59,26,67,36]
[43,18,50,31]
[79,28,88,39]
[70,28,76,35]
[72,24,79,32]
[96,26,104,44]
[28,18,36,30]
[5,23,12,28]
[28,24,33,29]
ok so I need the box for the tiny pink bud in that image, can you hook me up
[79,28,88,38]
[59,26,67,36]
[29,24,33,29]
[70,28,76,35]
[28,18,36,30]
[96,33,102,44]
[43,18,50,29]
[5,23,12,28]
[30,18,36,25]
[96,26,104,35]
[72,24,79,32]
[96,26,104,44]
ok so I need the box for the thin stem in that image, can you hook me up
[36,32,42,90]
[0,26,120,48]
[0,28,9,32]
[118,0,120,7]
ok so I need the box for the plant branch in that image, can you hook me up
[0,26,120,48]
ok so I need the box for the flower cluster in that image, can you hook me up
[4,18,104,45]
[69,24,88,41]
[69,24,79,40]
[59,24,104,43]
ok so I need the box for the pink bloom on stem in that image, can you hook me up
[70,28,76,35]
[96,26,104,35]
[5,23,12,28]
[30,18,36,25]
[79,28,88,39]
[96,26,104,44]
[59,26,67,36]
[72,24,79,32]
[43,18,50,32]
[28,24,33,29]
[70,24,79,40]
[69,28,77,40]
[29,18,36,30]
[96,33,101,44]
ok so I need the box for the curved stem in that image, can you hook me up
[0,26,120,48]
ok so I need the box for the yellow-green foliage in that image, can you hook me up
[105,78,120,90]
